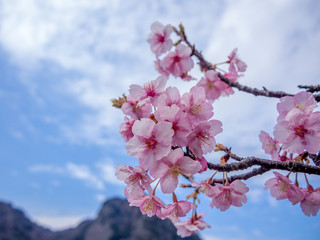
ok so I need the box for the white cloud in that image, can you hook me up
[10,130,24,140]
[28,159,122,190]
[205,0,320,153]
[251,229,263,238]
[268,195,278,207]
[96,160,123,186]
[51,180,61,187]
[202,235,224,240]
[95,193,106,203]
[201,226,245,240]
[28,165,64,174]
[247,188,264,204]
[66,162,104,190]
[202,236,244,240]
[31,215,87,231]
[1,0,319,152]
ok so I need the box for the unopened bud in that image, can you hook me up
[111,94,127,108]
[173,40,182,46]
[149,113,158,123]
[187,190,198,201]
[219,155,230,165]
[180,183,192,188]
[215,143,227,152]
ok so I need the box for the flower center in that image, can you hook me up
[157,34,165,43]
[280,181,288,193]
[144,83,155,97]
[224,190,231,201]
[190,102,205,115]
[171,165,181,176]
[145,137,157,149]
[173,55,181,63]
[206,81,215,90]
[294,125,308,137]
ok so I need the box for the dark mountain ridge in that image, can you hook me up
[0,198,201,240]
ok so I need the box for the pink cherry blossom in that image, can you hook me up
[228,48,247,75]
[277,91,317,121]
[121,95,152,120]
[186,120,223,158]
[192,180,213,196]
[128,76,167,106]
[149,148,202,193]
[119,117,135,142]
[161,200,197,219]
[208,180,249,211]
[129,194,165,217]
[174,213,210,237]
[160,43,194,77]
[221,72,237,95]
[300,187,320,216]
[265,172,304,204]
[115,165,152,200]
[181,86,214,124]
[180,72,197,81]
[157,86,182,109]
[147,21,173,57]
[273,112,320,154]
[259,130,280,161]
[196,156,208,173]
[154,58,170,77]
[126,118,174,170]
[155,104,191,146]
[197,70,230,101]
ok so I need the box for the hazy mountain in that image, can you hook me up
[0,201,53,240]
[0,198,202,240]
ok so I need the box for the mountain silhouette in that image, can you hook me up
[0,198,202,240]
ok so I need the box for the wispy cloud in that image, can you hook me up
[2,0,319,149]
[28,165,64,174]
[247,188,264,204]
[95,193,107,203]
[202,235,243,240]
[31,215,87,231]
[66,162,104,190]
[95,160,123,186]
[28,159,122,190]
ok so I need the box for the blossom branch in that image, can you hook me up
[116,22,320,233]
[309,152,320,167]
[215,145,244,161]
[212,167,269,184]
[207,157,320,175]
[174,24,320,102]
[298,84,320,93]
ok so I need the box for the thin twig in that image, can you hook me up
[207,157,320,175]
[174,25,320,102]
[298,84,320,93]
[212,167,269,184]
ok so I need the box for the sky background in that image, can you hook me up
[0,0,320,239]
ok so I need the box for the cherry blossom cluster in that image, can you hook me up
[260,91,320,160]
[113,21,251,237]
[112,21,320,237]
[260,91,320,215]
[265,171,320,216]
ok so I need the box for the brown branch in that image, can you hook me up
[218,73,294,99]
[207,157,320,175]
[309,152,320,167]
[298,84,320,93]
[212,167,269,184]
[174,24,320,102]
[216,145,245,162]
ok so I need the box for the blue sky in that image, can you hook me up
[0,0,320,239]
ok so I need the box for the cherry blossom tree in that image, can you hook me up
[112,21,320,237]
